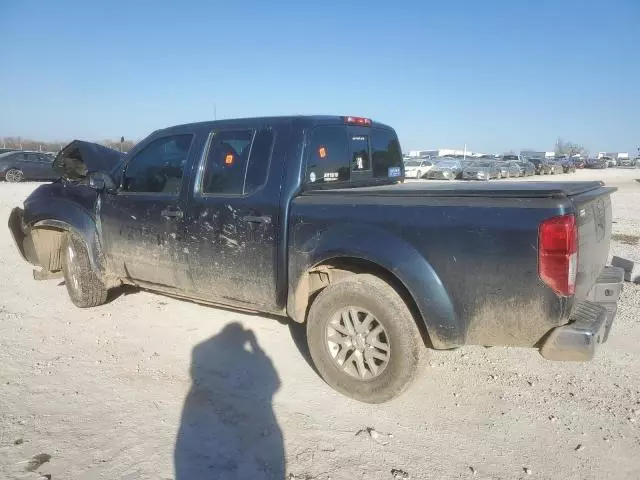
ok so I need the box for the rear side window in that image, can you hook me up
[202,129,274,195]
[306,126,350,185]
[244,129,274,193]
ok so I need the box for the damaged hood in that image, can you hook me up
[53,140,123,179]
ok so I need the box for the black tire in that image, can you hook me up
[5,168,23,182]
[306,274,423,403]
[62,232,108,308]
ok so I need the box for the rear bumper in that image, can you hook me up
[540,266,624,361]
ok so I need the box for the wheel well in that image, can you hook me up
[293,257,433,347]
[28,226,66,271]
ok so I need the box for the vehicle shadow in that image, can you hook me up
[174,322,284,479]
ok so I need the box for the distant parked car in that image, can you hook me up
[0,148,18,155]
[495,161,520,178]
[617,157,635,167]
[560,159,576,173]
[528,158,561,175]
[586,158,607,169]
[516,161,536,176]
[403,158,434,179]
[506,161,523,178]
[573,158,586,169]
[0,151,58,182]
[424,158,462,180]
[600,156,616,167]
[461,161,501,180]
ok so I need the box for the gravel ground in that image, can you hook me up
[0,168,638,480]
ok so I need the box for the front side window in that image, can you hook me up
[122,134,193,194]
[306,126,350,185]
[371,128,403,178]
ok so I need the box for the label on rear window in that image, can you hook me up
[388,166,401,177]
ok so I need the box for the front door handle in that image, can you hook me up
[243,215,271,224]
[161,208,184,218]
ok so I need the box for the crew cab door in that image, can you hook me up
[99,133,198,289]
[182,125,284,310]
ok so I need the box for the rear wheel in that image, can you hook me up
[306,274,424,403]
[5,168,23,182]
[62,232,108,308]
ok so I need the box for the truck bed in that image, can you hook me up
[291,180,616,349]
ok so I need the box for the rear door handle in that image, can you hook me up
[243,215,271,224]
[161,209,184,218]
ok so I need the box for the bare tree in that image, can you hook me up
[555,137,587,157]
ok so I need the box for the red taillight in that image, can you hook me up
[344,116,372,126]
[538,214,578,296]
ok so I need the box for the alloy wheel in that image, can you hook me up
[326,307,390,380]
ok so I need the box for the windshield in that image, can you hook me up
[404,160,420,167]
[471,162,493,167]
[436,160,459,168]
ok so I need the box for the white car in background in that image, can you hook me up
[404,158,434,179]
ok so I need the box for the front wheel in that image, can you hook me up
[62,232,109,308]
[306,274,424,403]
[5,168,23,182]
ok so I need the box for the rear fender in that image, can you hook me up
[289,223,462,349]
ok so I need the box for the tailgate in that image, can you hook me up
[572,186,616,300]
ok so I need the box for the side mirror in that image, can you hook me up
[88,171,117,192]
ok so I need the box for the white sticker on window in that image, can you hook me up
[309,172,316,183]
[324,172,339,182]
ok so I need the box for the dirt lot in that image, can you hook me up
[1,169,639,480]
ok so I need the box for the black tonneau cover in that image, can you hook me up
[303,181,610,199]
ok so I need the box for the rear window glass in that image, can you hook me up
[371,128,403,178]
[306,126,350,185]
[350,135,370,171]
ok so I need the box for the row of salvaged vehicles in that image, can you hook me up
[403,154,626,180]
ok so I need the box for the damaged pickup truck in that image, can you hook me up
[8,116,624,403]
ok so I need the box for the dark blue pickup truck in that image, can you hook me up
[8,115,624,403]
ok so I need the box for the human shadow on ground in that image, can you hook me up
[174,322,284,479]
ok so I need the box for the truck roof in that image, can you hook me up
[158,115,394,133]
